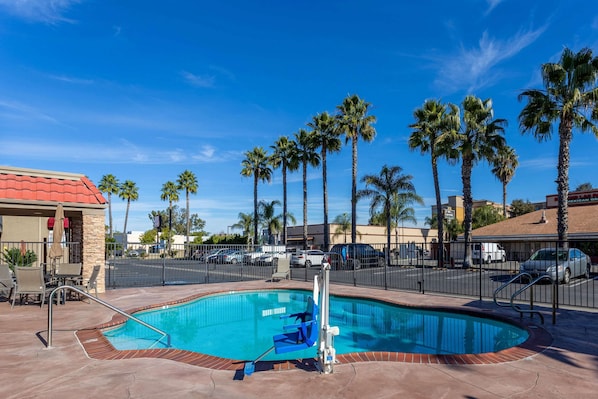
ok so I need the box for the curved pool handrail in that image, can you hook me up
[509,275,555,325]
[493,272,533,307]
[47,285,170,349]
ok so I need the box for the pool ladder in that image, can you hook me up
[493,272,556,324]
[46,285,171,349]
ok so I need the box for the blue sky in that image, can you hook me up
[1,0,598,236]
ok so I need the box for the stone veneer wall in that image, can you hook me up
[82,213,105,293]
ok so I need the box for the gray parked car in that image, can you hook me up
[519,248,592,284]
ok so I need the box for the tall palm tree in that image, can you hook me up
[295,129,320,249]
[332,213,352,244]
[241,147,272,245]
[308,111,342,251]
[259,199,282,244]
[491,145,518,217]
[119,180,139,249]
[177,170,198,245]
[408,99,459,266]
[270,136,298,245]
[519,47,598,243]
[357,165,418,268]
[98,174,120,238]
[160,180,180,252]
[336,94,377,244]
[453,95,506,267]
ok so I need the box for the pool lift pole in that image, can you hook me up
[243,262,339,376]
[316,260,340,374]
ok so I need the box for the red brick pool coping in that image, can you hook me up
[75,288,553,373]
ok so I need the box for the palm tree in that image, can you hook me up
[270,136,298,245]
[308,111,342,251]
[232,212,253,245]
[241,147,272,245]
[408,99,459,266]
[332,213,352,243]
[519,47,598,243]
[98,174,120,239]
[119,180,139,249]
[357,165,418,268]
[453,95,506,267]
[336,94,377,244]
[390,192,423,250]
[160,180,180,252]
[295,129,320,249]
[259,199,282,244]
[177,170,198,245]
[491,145,518,217]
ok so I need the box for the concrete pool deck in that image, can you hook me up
[1,280,597,398]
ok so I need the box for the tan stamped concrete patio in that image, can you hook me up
[1,280,597,398]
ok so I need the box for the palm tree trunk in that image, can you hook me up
[168,201,173,253]
[502,182,507,218]
[461,156,473,268]
[108,193,113,239]
[351,135,358,244]
[253,174,259,245]
[322,147,330,251]
[185,192,190,245]
[432,155,444,267]
[385,203,391,269]
[303,162,308,250]
[557,119,572,244]
[282,164,287,244]
[123,200,130,250]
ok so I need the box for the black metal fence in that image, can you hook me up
[102,240,598,312]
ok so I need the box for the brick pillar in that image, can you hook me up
[82,213,105,293]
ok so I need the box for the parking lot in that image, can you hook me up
[106,256,598,314]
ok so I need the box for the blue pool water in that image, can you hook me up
[103,290,528,361]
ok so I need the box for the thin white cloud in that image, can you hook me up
[484,0,504,16]
[0,99,60,124]
[180,71,216,88]
[0,0,81,24]
[434,26,547,94]
[47,74,93,84]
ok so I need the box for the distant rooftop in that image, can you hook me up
[471,205,598,241]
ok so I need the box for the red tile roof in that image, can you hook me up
[0,166,106,206]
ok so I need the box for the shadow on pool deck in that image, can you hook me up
[1,279,598,398]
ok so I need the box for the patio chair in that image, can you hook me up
[11,267,50,309]
[55,262,82,278]
[78,265,101,298]
[0,264,14,299]
[271,256,290,281]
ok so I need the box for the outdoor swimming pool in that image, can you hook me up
[103,290,529,361]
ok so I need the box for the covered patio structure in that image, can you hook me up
[0,165,107,292]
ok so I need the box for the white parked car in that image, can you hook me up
[256,251,286,266]
[290,249,325,268]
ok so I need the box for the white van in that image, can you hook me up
[472,242,506,263]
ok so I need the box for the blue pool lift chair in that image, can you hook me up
[244,296,319,376]
[272,296,318,353]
